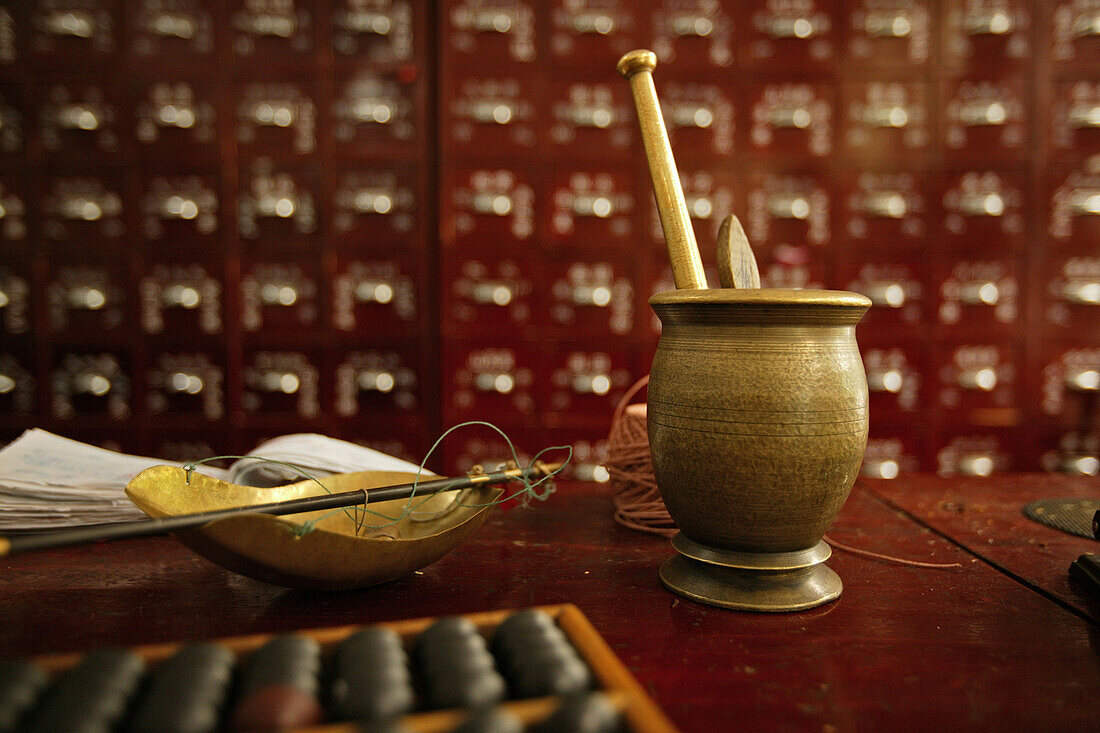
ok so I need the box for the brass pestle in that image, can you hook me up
[617,50,761,290]
[616,50,708,290]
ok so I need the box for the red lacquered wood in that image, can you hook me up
[1,477,1098,731]
[863,474,1100,621]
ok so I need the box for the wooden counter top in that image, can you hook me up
[1,474,1097,730]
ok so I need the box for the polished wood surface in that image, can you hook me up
[1,475,1098,730]
[864,474,1100,622]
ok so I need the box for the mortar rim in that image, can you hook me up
[649,288,872,309]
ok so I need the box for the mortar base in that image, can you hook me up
[659,535,842,612]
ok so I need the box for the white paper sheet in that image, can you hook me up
[0,429,431,530]
[228,433,433,486]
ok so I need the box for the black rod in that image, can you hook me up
[0,463,557,557]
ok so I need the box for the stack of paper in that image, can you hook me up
[0,429,430,531]
[228,432,430,487]
[0,430,228,531]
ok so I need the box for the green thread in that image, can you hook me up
[181,421,572,538]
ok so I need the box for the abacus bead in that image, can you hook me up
[416,620,506,709]
[420,643,496,677]
[416,617,478,649]
[512,654,592,699]
[338,628,406,661]
[537,693,624,733]
[229,686,324,732]
[330,629,415,721]
[125,643,234,733]
[333,629,410,684]
[494,616,593,700]
[492,613,551,654]
[22,649,145,733]
[505,636,574,668]
[493,610,557,643]
[492,612,575,674]
[230,636,323,731]
[238,635,321,695]
[335,681,415,722]
[454,707,524,733]
[425,672,507,710]
[0,659,46,732]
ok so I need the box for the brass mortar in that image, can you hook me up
[648,288,871,612]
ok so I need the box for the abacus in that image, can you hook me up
[0,604,677,732]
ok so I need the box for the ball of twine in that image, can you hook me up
[605,375,676,537]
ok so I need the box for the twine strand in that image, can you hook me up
[182,421,571,538]
[823,534,963,569]
[605,374,960,569]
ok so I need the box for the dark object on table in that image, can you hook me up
[0,659,46,732]
[126,643,234,733]
[415,616,507,710]
[330,627,415,721]
[538,692,625,733]
[454,707,524,733]
[229,635,323,731]
[1070,554,1100,599]
[1022,498,1100,540]
[20,649,144,732]
[493,609,593,698]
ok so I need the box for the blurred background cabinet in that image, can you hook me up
[0,0,1097,481]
